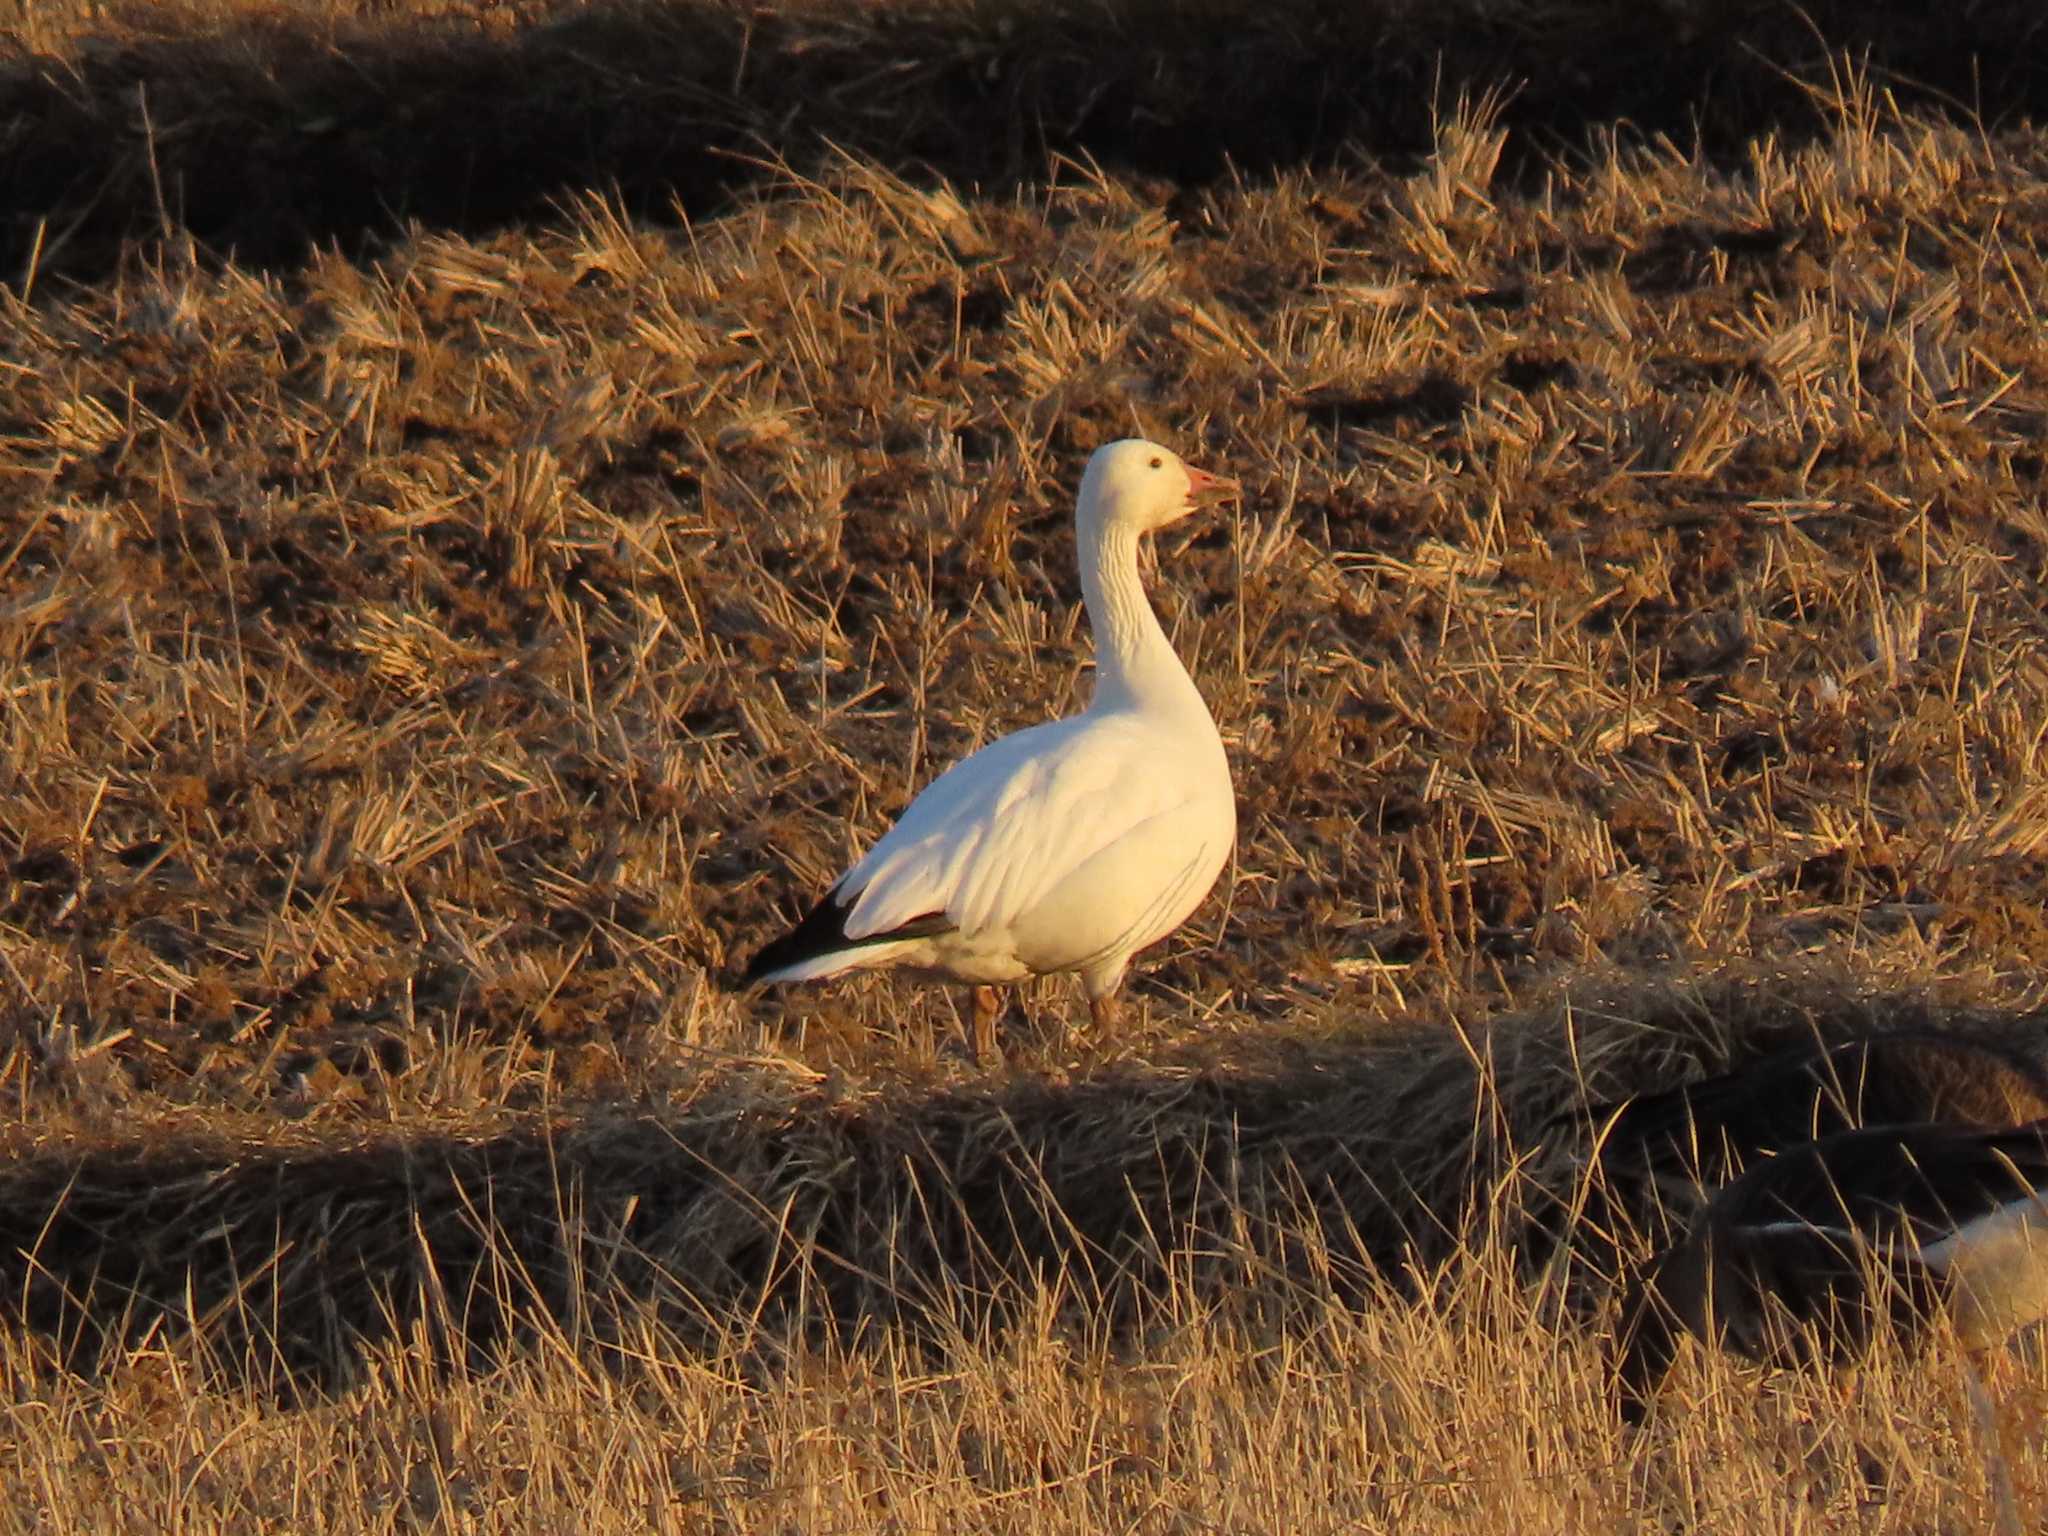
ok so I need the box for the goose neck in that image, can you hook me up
[1078,514,1197,713]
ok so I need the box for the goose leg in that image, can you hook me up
[970,985,1002,1065]
[1089,993,1120,1034]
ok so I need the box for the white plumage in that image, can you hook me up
[745,438,1238,1040]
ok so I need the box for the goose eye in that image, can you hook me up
[1149,456,1162,469]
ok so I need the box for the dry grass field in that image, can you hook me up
[8,0,2048,1528]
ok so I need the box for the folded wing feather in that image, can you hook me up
[839,714,1192,944]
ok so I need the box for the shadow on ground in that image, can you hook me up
[3,974,2039,1394]
[5,0,2047,288]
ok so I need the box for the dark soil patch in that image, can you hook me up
[6,0,2048,287]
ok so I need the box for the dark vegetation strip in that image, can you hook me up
[2,977,2034,1391]
[4,0,2048,288]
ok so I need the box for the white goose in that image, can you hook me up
[745,438,1238,1046]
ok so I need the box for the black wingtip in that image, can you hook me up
[742,887,957,987]
[742,887,857,985]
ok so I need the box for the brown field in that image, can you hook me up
[7,0,2048,1528]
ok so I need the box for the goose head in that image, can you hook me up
[1078,439,1236,533]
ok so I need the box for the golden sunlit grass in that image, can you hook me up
[6,0,2048,1523]
[7,1236,2048,1532]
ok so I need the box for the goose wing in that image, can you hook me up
[1714,1123,2048,1247]
[839,712,1215,945]
[1589,1035,2048,1181]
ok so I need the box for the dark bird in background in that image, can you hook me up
[1553,1031,2048,1278]
[1613,1118,2048,1425]
[1589,1031,2048,1190]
